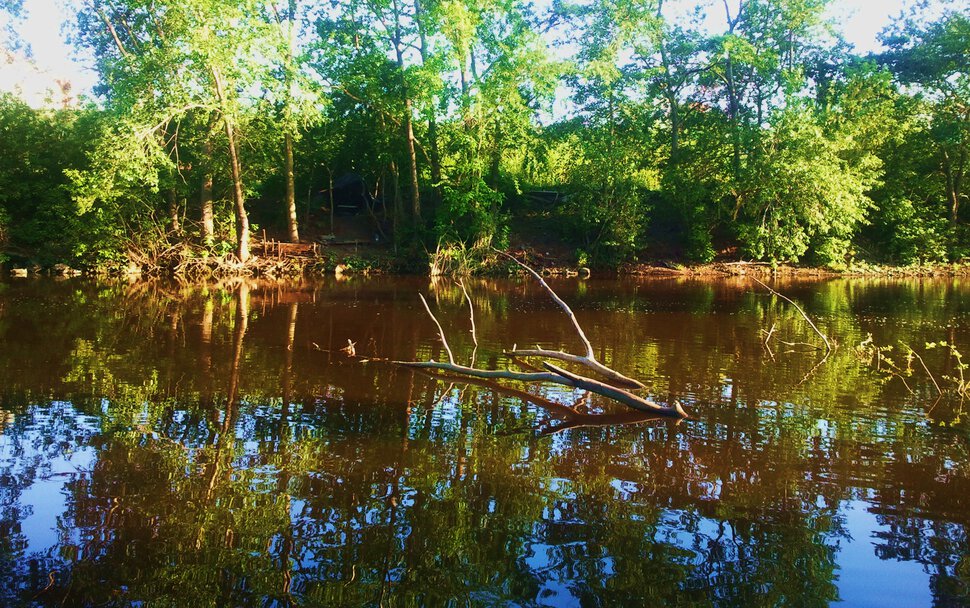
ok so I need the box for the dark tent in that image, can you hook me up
[321,173,374,215]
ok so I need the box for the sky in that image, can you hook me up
[1,0,915,107]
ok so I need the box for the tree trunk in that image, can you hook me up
[943,148,965,225]
[414,0,442,201]
[723,1,743,180]
[212,67,250,262]
[200,139,215,245]
[391,160,401,238]
[280,1,300,243]
[404,102,421,220]
[167,186,180,234]
[392,0,421,221]
[489,122,502,188]
[225,120,250,262]
[285,132,299,242]
[726,57,741,178]
[656,1,680,159]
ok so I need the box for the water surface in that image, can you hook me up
[1,275,969,607]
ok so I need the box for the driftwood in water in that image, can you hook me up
[393,253,687,419]
[413,369,673,436]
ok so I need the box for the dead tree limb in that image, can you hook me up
[412,370,670,436]
[495,249,645,389]
[389,255,688,420]
[457,278,478,367]
[418,292,455,365]
[393,360,683,417]
[752,276,831,354]
[542,362,687,417]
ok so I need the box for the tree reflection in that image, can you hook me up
[0,277,967,605]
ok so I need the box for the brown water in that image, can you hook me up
[1,275,969,607]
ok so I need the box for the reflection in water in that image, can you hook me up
[0,276,969,606]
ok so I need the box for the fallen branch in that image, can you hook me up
[412,370,671,436]
[495,249,645,389]
[388,253,687,420]
[752,276,831,354]
[396,358,683,416]
[543,362,687,416]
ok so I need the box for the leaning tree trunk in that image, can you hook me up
[212,67,250,262]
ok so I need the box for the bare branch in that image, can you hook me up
[495,249,646,389]
[458,279,478,367]
[909,347,943,396]
[542,363,686,417]
[505,348,645,389]
[495,249,595,358]
[98,10,130,59]
[418,293,454,365]
[458,279,478,347]
[752,276,831,354]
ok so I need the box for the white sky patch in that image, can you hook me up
[828,0,910,53]
[0,0,97,106]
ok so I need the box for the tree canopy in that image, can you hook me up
[0,0,967,270]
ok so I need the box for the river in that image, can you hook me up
[1,275,968,607]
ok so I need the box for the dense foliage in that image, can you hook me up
[0,0,967,269]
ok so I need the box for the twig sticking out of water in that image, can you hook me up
[393,252,686,418]
[751,276,832,355]
[457,278,478,367]
[907,347,943,396]
[418,293,455,365]
[494,248,645,389]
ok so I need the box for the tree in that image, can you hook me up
[882,1,969,230]
[74,0,282,262]
[265,1,325,243]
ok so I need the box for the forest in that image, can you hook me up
[0,0,967,272]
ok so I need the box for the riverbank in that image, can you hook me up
[5,240,970,280]
[620,260,970,278]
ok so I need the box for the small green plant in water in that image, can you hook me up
[857,335,970,400]
[925,341,969,398]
